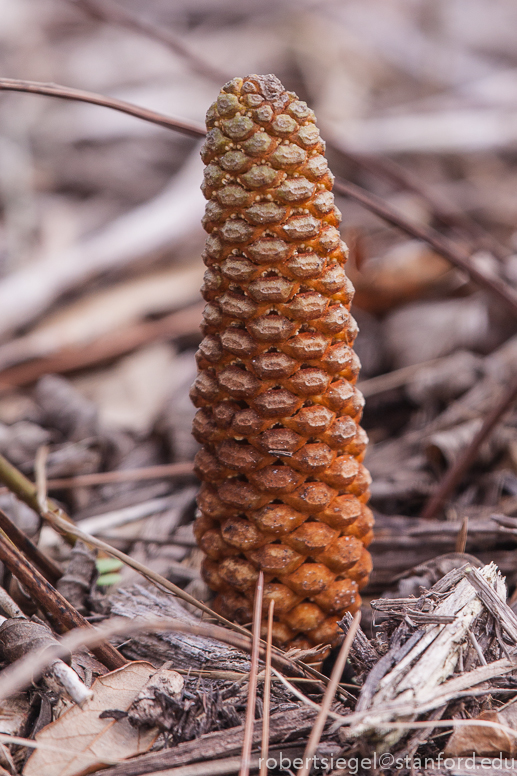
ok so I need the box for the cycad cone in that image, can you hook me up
[190,74,373,651]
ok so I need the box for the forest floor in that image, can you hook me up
[0,1,517,774]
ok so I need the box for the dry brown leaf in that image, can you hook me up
[71,343,177,434]
[384,295,490,367]
[348,240,454,314]
[23,662,163,776]
[445,706,517,757]
[0,262,204,371]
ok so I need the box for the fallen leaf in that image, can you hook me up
[71,343,177,434]
[23,662,161,776]
[0,262,204,371]
[445,705,517,757]
[384,295,490,367]
[347,240,454,314]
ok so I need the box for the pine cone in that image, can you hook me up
[190,74,373,650]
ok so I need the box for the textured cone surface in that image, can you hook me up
[191,74,373,650]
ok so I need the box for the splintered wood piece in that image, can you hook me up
[351,562,506,748]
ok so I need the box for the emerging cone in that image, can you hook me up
[191,74,373,650]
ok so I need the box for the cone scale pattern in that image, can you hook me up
[191,74,373,651]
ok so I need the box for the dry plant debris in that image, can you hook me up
[23,662,167,776]
[0,1,516,774]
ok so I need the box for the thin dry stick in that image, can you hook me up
[297,611,361,776]
[421,378,517,519]
[271,668,329,715]
[260,600,275,776]
[0,78,205,138]
[357,356,445,398]
[467,630,487,667]
[455,515,469,553]
[334,178,517,318]
[240,571,264,776]
[0,509,61,584]
[46,461,194,490]
[34,444,49,513]
[69,0,229,83]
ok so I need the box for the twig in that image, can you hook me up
[240,572,264,776]
[357,356,446,398]
[0,586,24,619]
[48,658,93,706]
[0,453,78,542]
[0,78,205,138]
[297,611,361,776]
[0,508,61,584]
[455,515,469,553]
[68,0,229,84]
[260,600,274,776]
[467,630,487,667]
[334,177,517,318]
[120,755,260,776]
[271,668,331,713]
[76,492,196,535]
[47,461,195,490]
[34,444,49,514]
[150,667,319,683]
[0,462,195,497]
[421,378,517,519]
[96,533,196,547]
[270,668,354,722]
[0,530,126,669]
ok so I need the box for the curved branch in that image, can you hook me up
[334,177,517,318]
[0,77,205,139]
